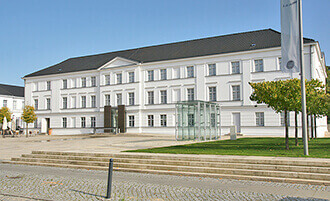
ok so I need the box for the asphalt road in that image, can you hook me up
[0,163,329,201]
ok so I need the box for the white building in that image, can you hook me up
[23,29,328,137]
[0,84,24,129]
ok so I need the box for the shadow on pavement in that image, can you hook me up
[279,197,329,201]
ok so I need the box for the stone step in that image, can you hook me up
[11,157,330,181]
[20,154,330,174]
[3,160,330,186]
[31,151,330,167]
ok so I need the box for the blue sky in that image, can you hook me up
[0,0,329,86]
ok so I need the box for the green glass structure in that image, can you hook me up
[175,100,221,141]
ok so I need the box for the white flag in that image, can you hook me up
[281,0,300,73]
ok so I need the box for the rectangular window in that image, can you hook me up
[63,79,67,89]
[209,87,217,101]
[148,70,154,81]
[187,88,194,101]
[232,85,240,101]
[63,97,68,109]
[46,98,51,110]
[231,61,240,74]
[3,100,7,107]
[160,115,167,127]
[187,66,194,78]
[91,96,96,108]
[117,73,122,84]
[160,69,167,80]
[129,72,135,83]
[280,111,290,126]
[81,117,86,128]
[105,95,111,106]
[211,113,216,127]
[208,64,216,76]
[254,59,264,72]
[13,100,17,109]
[34,99,38,110]
[160,90,167,104]
[105,75,110,85]
[34,119,38,128]
[129,115,134,127]
[128,92,134,105]
[116,93,122,105]
[91,117,96,128]
[256,112,264,126]
[148,115,154,127]
[148,91,154,105]
[62,117,67,128]
[47,81,51,90]
[188,114,194,126]
[81,96,86,108]
[81,77,87,87]
[91,76,96,87]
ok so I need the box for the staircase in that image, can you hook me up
[4,151,330,186]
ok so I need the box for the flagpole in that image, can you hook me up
[298,0,308,155]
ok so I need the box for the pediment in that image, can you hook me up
[99,57,138,70]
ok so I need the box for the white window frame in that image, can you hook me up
[105,75,110,85]
[105,94,111,106]
[187,66,194,78]
[128,115,134,127]
[254,59,264,72]
[117,73,122,84]
[256,112,264,126]
[208,64,216,76]
[209,87,217,101]
[160,69,167,80]
[91,76,96,87]
[148,91,154,105]
[63,97,68,109]
[81,117,86,128]
[81,96,86,108]
[128,92,134,105]
[116,93,122,105]
[148,70,154,81]
[91,117,96,128]
[81,77,87,87]
[187,88,194,101]
[160,90,167,104]
[63,79,68,89]
[148,115,154,127]
[91,96,96,108]
[160,114,167,127]
[128,72,135,83]
[231,61,240,74]
[232,85,240,101]
[62,117,67,128]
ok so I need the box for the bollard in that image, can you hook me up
[106,158,114,199]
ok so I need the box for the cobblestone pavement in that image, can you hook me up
[0,164,329,201]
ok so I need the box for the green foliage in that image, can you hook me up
[22,105,37,124]
[0,107,12,124]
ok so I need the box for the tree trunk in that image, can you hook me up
[314,114,317,138]
[285,110,289,150]
[26,123,28,138]
[311,115,314,139]
[295,110,298,146]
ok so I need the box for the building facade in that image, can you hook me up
[23,29,328,137]
[0,84,25,129]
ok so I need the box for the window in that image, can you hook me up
[63,97,68,109]
[160,69,167,80]
[232,85,240,101]
[280,111,290,126]
[105,75,110,85]
[34,119,38,128]
[105,95,111,106]
[47,81,51,90]
[116,93,122,105]
[34,99,38,110]
[91,76,96,87]
[63,79,67,89]
[160,90,167,104]
[148,115,154,127]
[91,117,96,128]
[278,57,282,69]
[129,93,134,105]
[188,114,194,126]
[46,98,51,110]
[63,117,67,128]
[254,59,264,72]
[148,70,154,81]
[209,87,217,101]
[256,112,264,126]
[3,100,7,107]
[13,100,17,109]
[211,113,216,127]
[160,115,167,127]
[231,61,240,74]
[129,72,135,83]
[187,88,194,101]
[187,66,194,78]
[129,115,134,127]
[91,96,96,108]
[148,91,154,104]
[208,64,216,76]
[81,77,87,87]
[117,73,122,84]
[81,96,86,108]
[81,117,86,128]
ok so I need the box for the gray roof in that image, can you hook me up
[0,84,24,97]
[24,29,315,78]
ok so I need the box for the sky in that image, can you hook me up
[0,0,329,86]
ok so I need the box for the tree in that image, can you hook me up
[0,107,12,124]
[21,105,37,138]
